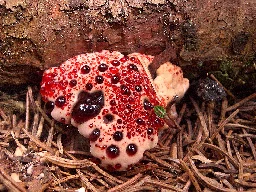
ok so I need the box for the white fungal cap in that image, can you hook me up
[153,62,189,106]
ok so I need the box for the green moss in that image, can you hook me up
[211,56,256,96]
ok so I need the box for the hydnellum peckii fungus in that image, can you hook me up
[40,50,189,171]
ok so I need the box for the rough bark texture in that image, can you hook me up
[0,0,255,91]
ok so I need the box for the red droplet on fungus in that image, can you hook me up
[81,65,91,74]
[106,145,120,158]
[55,96,66,108]
[111,60,120,66]
[126,144,138,156]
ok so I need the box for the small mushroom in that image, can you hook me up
[40,50,189,171]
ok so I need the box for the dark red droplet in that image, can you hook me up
[106,145,120,158]
[113,131,123,141]
[111,75,120,84]
[114,163,122,170]
[55,96,66,107]
[128,64,138,71]
[72,104,102,124]
[126,144,137,156]
[135,128,141,134]
[120,85,131,95]
[153,117,165,128]
[117,119,122,124]
[81,65,91,74]
[147,127,154,135]
[135,85,142,92]
[126,104,131,109]
[45,101,54,114]
[110,100,116,106]
[136,118,145,125]
[111,60,120,66]
[69,79,77,87]
[85,83,93,90]
[120,56,129,62]
[71,91,104,124]
[103,114,114,124]
[89,128,100,142]
[95,75,104,84]
[98,63,108,72]
[143,99,153,110]
[130,57,136,61]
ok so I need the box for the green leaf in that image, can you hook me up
[154,106,166,118]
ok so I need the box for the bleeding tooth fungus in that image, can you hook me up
[40,50,189,171]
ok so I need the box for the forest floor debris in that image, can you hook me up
[0,86,255,191]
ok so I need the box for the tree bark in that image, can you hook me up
[0,0,255,88]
